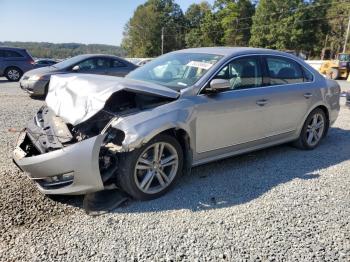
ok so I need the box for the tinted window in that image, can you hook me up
[5,50,23,58]
[302,67,313,82]
[266,57,303,85]
[213,56,262,90]
[95,58,110,69]
[0,50,5,57]
[77,59,95,70]
[111,59,126,68]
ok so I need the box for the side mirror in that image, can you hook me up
[72,65,80,71]
[207,79,230,92]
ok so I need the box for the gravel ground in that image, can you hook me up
[0,78,349,261]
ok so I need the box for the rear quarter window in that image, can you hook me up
[111,59,126,68]
[302,67,314,82]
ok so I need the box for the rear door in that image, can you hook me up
[261,55,314,136]
[0,50,4,75]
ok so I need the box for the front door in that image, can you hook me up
[195,56,270,154]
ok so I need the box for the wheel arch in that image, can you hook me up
[298,103,330,137]
[4,65,23,74]
[157,128,193,174]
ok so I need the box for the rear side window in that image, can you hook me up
[4,50,24,58]
[111,59,126,68]
[266,57,303,85]
[95,58,110,69]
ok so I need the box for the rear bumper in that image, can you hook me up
[19,79,48,96]
[13,131,106,195]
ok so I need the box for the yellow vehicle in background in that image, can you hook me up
[319,53,350,80]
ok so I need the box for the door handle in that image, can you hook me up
[256,99,268,106]
[304,93,313,99]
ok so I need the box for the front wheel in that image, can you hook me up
[294,108,327,150]
[117,134,183,200]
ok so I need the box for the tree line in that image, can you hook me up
[122,0,350,58]
[0,41,126,59]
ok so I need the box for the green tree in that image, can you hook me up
[199,11,224,46]
[184,1,212,47]
[325,0,350,54]
[249,0,304,50]
[249,0,346,57]
[215,0,255,46]
[121,0,185,57]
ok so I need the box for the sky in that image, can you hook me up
[0,0,214,46]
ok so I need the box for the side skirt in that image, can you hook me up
[192,131,297,167]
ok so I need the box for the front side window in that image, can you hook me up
[126,52,223,91]
[266,57,303,85]
[213,56,262,91]
[77,58,95,70]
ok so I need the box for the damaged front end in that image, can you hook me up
[13,88,176,195]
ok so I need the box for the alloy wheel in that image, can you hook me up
[7,69,20,81]
[306,113,324,147]
[134,142,179,194]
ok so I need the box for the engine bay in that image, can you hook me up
[24,90,174,154]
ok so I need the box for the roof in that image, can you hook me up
[73,54,124,59]
[174,47,294,58]
[0,46,27,51]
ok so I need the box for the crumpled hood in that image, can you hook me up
[45,74,179,125]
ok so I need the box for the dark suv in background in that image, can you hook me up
[0,47,35,81]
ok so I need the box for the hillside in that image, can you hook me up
[0,41,127,59]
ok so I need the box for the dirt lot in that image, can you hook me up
[0,78,349,261]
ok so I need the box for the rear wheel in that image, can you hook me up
[5,67,22,81]
[326,68,339,80]
[294,108,327,150]
[117,134,183,200]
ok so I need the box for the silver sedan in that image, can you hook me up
[13,47,340,200]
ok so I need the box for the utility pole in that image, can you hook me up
[343,15,350,53]
[161,27,164,55]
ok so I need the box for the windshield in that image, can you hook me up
[52,55,87,69]
[339,54,350,61]
[126,52,223,91]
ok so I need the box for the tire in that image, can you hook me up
[5,67,23,82]
[326,68,339,80]
[117,134,183,200]
[44,82,50,98]
[294,108,328,150]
